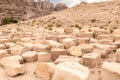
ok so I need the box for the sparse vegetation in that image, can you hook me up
[91,18,97,23]
[56,23,62,27]
[0,17,18,26]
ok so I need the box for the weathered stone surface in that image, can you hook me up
[97,35,114,41]
[90,38,98,43]
[93,49,108,58]
[21,42,34,51]
[38,52,51,62]
[0,50,8,59]
[62,38,77,49]
[69,46,82,57]
[55,3,68,11]
[51,48,68,60]
[5,42,15,48]
[76,32,93,38]
[0,55,25,76]
[46,40,64,49]
[94,29,109,38]
[22,51,37,62]
[79,44,94,53]
[77,38,90,44]
[0,0,54,20]
[35,62,56,80]
[11,45,30,55]
[82,53,101,68]
[64,27,73,34]
[113,40,120,48]
[116,49,120,62]
[57,35,73,43]
[55,55,82,64]
[113,35,120,41]
[52,62,91,80]
[92,43,110,58]
[33,44,50,52]
[98,39,113,45]
[0,44,6,49]
[101,62,120,80]
[46,34,58,41]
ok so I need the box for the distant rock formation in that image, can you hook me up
[55,3,68,11]
[0,0,54,20]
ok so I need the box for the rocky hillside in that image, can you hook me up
[0,0,62,20]
[0,0,120,80]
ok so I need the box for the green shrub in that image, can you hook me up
[1,17,18,25]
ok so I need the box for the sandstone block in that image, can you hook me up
[0,55,25,76]
[116,49,120,62]
[0,44,6,49]
[77,38,90,44]
[0,50,8,59]
[5,42,15,48]
[35,62,56,80]
[46,34,58,41]
[55,55,82,64]
[94,29,109,38]
[62,38,77,49]
[51,48,68,60]
[69,45,82,57]
[98,39,113,45]
[97,35,114,41]
[82,53,101,68]
[101,62,120,80]
[46,40,64,49]
[38,52,51,62]
[22,51,37,62]
[33,44,50,52]
[79,44,94,53]
[76,32,93,38]
[52,62,91,80]
[11,45,30,55]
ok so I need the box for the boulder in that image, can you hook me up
[0,50,8,59]
[97,35,114,41]
[22,51,37,62]
[51,48,68,60]
[35,62,56,80]
[55,55,82,64]
[77,38,90,44]
[76,32,93,38]
[79,44,94,53]
[69,46,82,57]
[11,45,30,55]
[101,62,120,80]
[94,29,109,38]
[33,44,50,52]
[116,49,120,62]
[82,53,101,68]
[62,38,77,49]
[55,3,68,11]
[0,55,25,76]
[52,62,91,80]
[46,40,64,49]
[38,52,51,62]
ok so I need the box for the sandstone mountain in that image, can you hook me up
[0,0,67,21]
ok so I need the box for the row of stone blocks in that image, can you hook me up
[0,29,120,80]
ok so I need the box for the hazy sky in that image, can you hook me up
[50,0,111,7]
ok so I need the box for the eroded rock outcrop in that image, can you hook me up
[0,0,54,20]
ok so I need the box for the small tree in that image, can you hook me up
[1,17,18,25]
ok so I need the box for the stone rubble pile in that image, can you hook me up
[0,28,120,80]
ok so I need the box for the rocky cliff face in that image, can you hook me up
[0,0,54,20]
